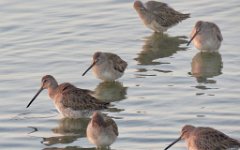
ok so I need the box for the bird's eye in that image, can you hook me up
[196,27,201,33]
[95,57,100,62]
[43,80,47,83]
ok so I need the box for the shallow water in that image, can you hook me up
[0,0,240,150]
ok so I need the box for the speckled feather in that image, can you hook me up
[105,117,119,136]
[165,125,240,150]
[134,0,190,32]
[212,24,223,42]
[145,1,190,27]
[58,83,109,110]
[27,75,109,118]
[191,127,240,149]
[105,52,127,73]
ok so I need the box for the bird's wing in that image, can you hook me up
[80,88,95,96]
[195,127,240,149]
[106,117,119,136]
[146,1,189,27]
[145,1,168,11]
[59,83,109,110]
[108,53,127,73]
[212,24,223,41]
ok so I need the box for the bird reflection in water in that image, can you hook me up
[191,52,222,83]
[135,33,188,65]
[93,81,127,102]
[29,117,119,150]
[40,118,89,146]
[29,118,95,150]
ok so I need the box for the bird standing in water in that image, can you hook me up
[26,75,109,118]
[164,125,240,150]
[87,111,118,148]
[133,0,190,32]
[82,52,127,81]
[187,21,223,52]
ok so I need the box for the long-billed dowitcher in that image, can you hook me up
[87,111,118,148]
[133,0,190,32]
[164,125,240,150]
[187,21,223,52]
[82,52,127,81]
[26,75,109,118]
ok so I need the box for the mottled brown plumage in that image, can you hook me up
[82,52,127,81]
[134,0,190,32]
[26,75,109,118]
[87,111,118,147]
[164,125,240,150]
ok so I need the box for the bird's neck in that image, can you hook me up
[47,84,58,100]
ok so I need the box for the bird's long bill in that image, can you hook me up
[164,136,182,150]
[187,29,201,46]
[82,61,97,76]
[26,87,44,108]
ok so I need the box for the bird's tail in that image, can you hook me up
[101,101,110,109]
[180,13,190,20]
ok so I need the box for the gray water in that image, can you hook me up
[1,0,240,150]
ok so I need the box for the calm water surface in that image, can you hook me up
[1,0,240,150]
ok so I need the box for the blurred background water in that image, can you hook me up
[0,0,240,149]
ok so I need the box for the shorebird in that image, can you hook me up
[187,21,223,52]
[133,0,190,32]
[26,75,109,118]
[164,125,240,150]
[87,111,118,148]
[82,52,127,81]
